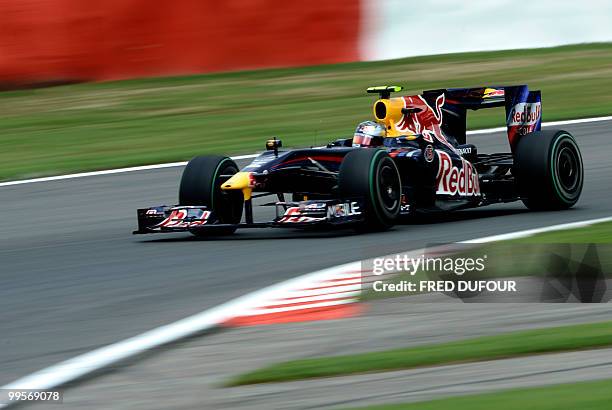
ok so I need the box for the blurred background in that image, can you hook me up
[1,0,611,85]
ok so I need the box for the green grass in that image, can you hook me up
[522,221,612,243]
[1,43,612,180]
[226,321,612,386]
[344,378,612,410]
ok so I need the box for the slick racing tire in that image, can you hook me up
[179,156,243,236]
[514,129,583,210]
[339,149,401,230]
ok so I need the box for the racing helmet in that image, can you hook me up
[352,121,386,147]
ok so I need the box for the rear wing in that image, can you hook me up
[421,85,542,150]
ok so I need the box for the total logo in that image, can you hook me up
[436,152,480,197]
[507,102,541,126]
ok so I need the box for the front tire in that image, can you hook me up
[339,149,401,230]
[179,156,243,236]
[514,130,583,210]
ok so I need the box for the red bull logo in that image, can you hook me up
[507,102,541,127]
[396,94,454,149]
[506,101,542,145]
[156,209,211,228]
[504,87,542,150]
[436,151,480,197]
[279,207,325,223]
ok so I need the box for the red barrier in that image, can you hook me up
[0,0,361,86]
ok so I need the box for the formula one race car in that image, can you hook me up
[134,85,583,236]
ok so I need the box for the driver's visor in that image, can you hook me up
[352,132,374,147]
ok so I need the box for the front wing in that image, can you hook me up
[133,199,365,234]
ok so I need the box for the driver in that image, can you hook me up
[352,121,386,147]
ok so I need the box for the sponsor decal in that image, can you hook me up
[424,144,434,162]
[436,151,480,197]
[505,87,542,148]
[483,88,504,98]
[146,209,162,215]
[327,201,361,218]
[278,201,361,223]
[457,146,472,156]
[155,208,211,228]
[396,94,457,151]
[507,102,541,127]
[301,202,326,210]
[278,207,325,223]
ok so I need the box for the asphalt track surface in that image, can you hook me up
[1,120,611,387]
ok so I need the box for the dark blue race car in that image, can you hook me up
[134,85,583,236]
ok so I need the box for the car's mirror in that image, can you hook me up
[266,137,282,156]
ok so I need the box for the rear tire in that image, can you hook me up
[514,130,583,210]
[179,156,243,236]
[339,149,401,231]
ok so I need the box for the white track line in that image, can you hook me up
[1,215,610,406]
[462,215,612,243]
[1,115,611,189]
[0,154,258,188]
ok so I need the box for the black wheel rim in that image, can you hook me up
[555,142,580,194]
[378,160,400,212]
[216,165,243,223]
